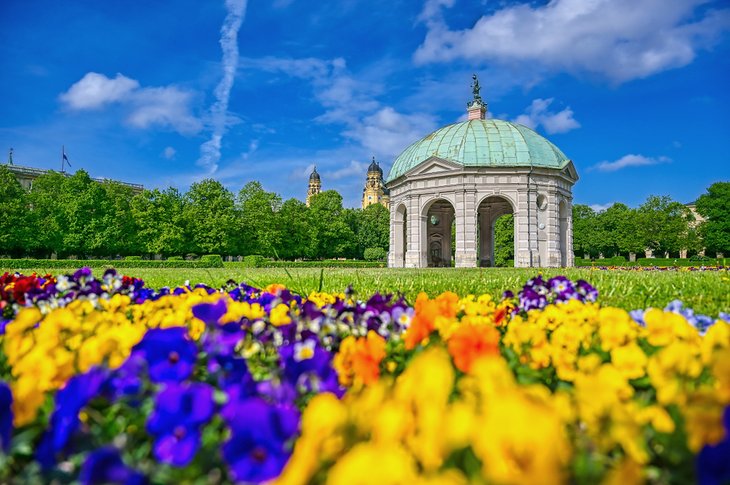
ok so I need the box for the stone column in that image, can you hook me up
[545,191,562,268]
[404,196,422,268]
[514,188,537,267]
[455,190,477,267]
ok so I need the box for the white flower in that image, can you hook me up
[294,340,317,362]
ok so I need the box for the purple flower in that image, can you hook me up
[575,279,598,302]
[221,398,299,483]
[278,340,341,395]
[192,299,227,326]
[0,382,12,453]
[697,406,730,485]
[80,447,146,485]
[146,382,214,467]
[132,327,197,383]
[36,368,108,468]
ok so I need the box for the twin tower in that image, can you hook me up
[306,157,390,209]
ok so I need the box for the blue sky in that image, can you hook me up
[1,0,728,208]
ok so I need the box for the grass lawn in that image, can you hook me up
[3,265,729,316]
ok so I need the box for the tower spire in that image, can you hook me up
[466,73,487,120]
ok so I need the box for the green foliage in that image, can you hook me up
[695,181,730,254]
[237,182,282,257]
[493,214,514,266]
[167,256,184,261]
[353,204,389,259]
[183,179,237,255]
[309,191,356,259]
[251,260,384,268]
[0,259,223,269]
[124,256,143,261]
[200,254,224,267]
[0,166,30,257]
[363,247,387,261]
[243,255,267,268]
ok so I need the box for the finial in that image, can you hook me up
[471,73,482,103]
[466,74,487,120]
[7,147,13,165]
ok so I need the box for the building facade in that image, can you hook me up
[361,157,390,209]
[386,76,578,268]
[5,163,144,194]
[306,166,321,207]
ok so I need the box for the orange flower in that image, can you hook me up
[404,292,459,350]
[334,331,387,386]
[447,323,500,373]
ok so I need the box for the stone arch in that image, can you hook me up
[392,203,407,267]
[421,197,456,267]
[559,199,569,267]
[476,195,516,267]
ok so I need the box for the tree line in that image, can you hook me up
[572,183,729,259]
[0,167,390,260]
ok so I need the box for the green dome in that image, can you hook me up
[386,119,570,183]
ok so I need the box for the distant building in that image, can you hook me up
[361,157,390,209]
[306,166,321,207]
[4,160,144,194]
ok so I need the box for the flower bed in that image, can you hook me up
[0,269,728,484]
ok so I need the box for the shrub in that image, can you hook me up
[124,256,143,261]
[363,247,387,261]
[0,259,224,269]
[200,254,224,268]
[167,256,184,261]
[243,255,267,268]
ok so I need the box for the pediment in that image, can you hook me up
[562,161,579,182]
[404,157,461,178]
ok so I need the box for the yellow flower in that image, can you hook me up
[326,443,418,485]
[270,303,292,326]
[598,307,637,351]
[611,343,648,380]
[473,391,571,485]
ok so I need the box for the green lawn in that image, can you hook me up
[3,266,729,316]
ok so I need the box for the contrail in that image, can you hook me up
[198,0,248,173]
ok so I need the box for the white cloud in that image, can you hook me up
[414,0,730,82]
[127,87,202,134]
[344,107,438,160]
[512,98,580,134]
[239,55,431,166]
[326,159,369,180]
[162,146,176,160]
[60,72,201,134]
[241,139,259,160]
[60,72,139,110]
[589,203,613,212]
[592,154,671,172]
[198,0,249,173]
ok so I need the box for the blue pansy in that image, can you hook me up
[146,382,214,467]
[132,327,197,383]
[80,447,147,485]
[0,382,12,453]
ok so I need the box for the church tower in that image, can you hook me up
[362,157,390,209]
[306,166,321,207]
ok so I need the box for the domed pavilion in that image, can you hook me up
[386,75,578,268]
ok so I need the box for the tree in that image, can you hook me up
[97,182,138,256]
[237,181,282,257]
[598,203,643,257]
[352,204,389,259]
[695,182,730,255]
[131,188,188,257]
[183,179,237,255]
[637,195,691,256]
[493,214,514,266]
[572,205,601,258]
[58,170,108,257]
[0,166,30,257]
[308,191,355,258]
[26,171,67,257]
[277,198,317,259]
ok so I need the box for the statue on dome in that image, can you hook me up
[471,74,482,103]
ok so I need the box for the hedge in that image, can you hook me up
[0,258,224,270]
[363,247,387,261]
[576,257,725,267]
[226,260,385,269]
[200,254,224,267]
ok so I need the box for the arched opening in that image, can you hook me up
[392,204,407,267]
[559,200,569,267]
[477,196,515,267]
[423,199,455,267]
